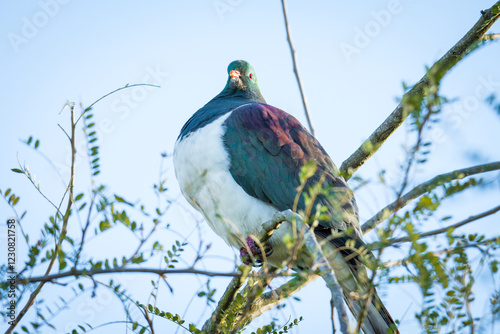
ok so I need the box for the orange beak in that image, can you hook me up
[230,70,240,79]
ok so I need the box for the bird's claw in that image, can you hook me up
[239,236,273,266]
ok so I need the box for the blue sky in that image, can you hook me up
[1,1,500,333]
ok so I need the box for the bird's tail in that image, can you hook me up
[320,233,399,334]
[344,287,399,334]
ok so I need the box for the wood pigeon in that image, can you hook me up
[173,60,398,334]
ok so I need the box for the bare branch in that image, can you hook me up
[13,267,288,286]
[387,204,500,245]
[75,83,160,125]
[340,2,500,179]
[362,161,500,234]
[280,0,315,136]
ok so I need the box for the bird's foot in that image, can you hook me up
[239,236,273,266]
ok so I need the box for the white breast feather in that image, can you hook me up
[173,113,292,265]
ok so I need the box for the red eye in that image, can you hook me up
[249,73,253,80]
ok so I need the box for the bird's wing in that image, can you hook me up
[223,102,359,235]
[223,102,398,334]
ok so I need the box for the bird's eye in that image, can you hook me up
[249,73,253,80]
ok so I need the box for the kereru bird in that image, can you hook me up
[173,60,398,334]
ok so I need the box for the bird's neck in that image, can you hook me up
[177,91,265,141]
[215,86,266,104]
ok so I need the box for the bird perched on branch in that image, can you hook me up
[173,60,398,334]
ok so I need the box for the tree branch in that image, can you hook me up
[362,161,500,234]
[384,236,498,268]
[340,2,500,179]
[12,267,289,286]
[482,32,500,41]
[201,210,296,333]
[201,265,251,333]
[280,0,315,136]
[386,204,500,245]
[246,274,317,322]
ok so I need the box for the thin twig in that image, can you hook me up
[384,237,498,268]
[140,304,156,334]
[362,161,500,233]
[386,204,500,245]
[280,0,315,136]
[340,2,500,179]
[7,105,78,334]
[482,32,500,41]
[75,83,160,125]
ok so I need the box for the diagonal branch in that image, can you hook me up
[340,2,500,179]
[386,204,500,245]
[201,210,297,333]
[362,161,500,234]
[280,0,315,136]
[246,274,318,321]
[201,265,251,333]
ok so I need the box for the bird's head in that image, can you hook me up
[220,60,265,102]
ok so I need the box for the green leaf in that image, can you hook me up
[131,254,145,264]
[12,168,24,173]
[99,219,111,231]
[75,193,84,201]
[34,140,40,149]
[114,194,133,206]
